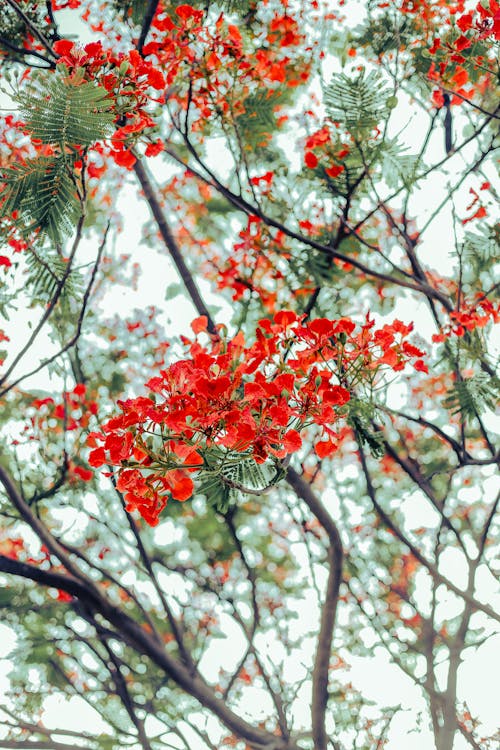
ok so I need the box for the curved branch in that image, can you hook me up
[0,223,109,398]
[4,0,57,58]
[133,158,217,335]
[136,0,160,54]
[286,467,343,750]
[0,215,85,390]
[165,143,454,311]
[0,553,295,750]
[356,443,500,625]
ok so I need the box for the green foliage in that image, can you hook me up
[24,247,84,306]
[17,73,114,148]
[1,156,81,244]
[0,284,17,321]
[380,138,420,190]
[235,89,288,150]
[348,397,385,457]
[324,69,392,137]
[354,11,413,58]
[215,0,256,17]
[443,372,499,419]
[462,225,500,284]
[0,73,114,243]
[113,0,150,25]
[198,448,282,513]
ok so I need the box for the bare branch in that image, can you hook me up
[286,467,343,750]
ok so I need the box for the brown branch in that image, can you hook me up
[438,85,500,120]
[286,467,343,750]
[351,107,499,232]
[166,142,454,311]
[0,553,296,750]
[93,624,153,750]
[376,427,468,556]
[4,0,57,58]
[0,742,96,750]
[0,215,85,390]
[0,462,103,596]
[133,158,217,336]
[113,480,194,670]
[355,443,500,625]
[0,224,108,397]
[136,0,160,54]
[0,34,54,66]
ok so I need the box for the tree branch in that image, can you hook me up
[286,467,343,750]
[136,0,160,54]
[356,443,500,624]
[133,158,217,335]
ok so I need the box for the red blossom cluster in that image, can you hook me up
[211,215,289,311]
[432,296,500,341]
[461,183,490,225]
[21,384,99,484]
[428,1,499,105]
[30,383,98,431]
[141,4,310,131]
[304,126,349,178]
[88,311,426,525]
[33,3,309,172]
[51,38,167,169]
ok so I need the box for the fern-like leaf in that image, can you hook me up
[380,139,420,189]
[324,70,392,136]
[236,89,289,149]
[462,227,500,282]
[443,373,499,419]
[17,73,114,148]
[348,397,385,457]
[24,248,83,306]
[198,449,281,512]
[1,156,81,243]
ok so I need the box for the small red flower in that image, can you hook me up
[305,151,319,169]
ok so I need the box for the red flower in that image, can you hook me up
[145,140,164,157]
[282,429,302,453]
[111,148,137,170]
[53,39,75,57]
[191,315,208,334]
[88,447,107,467]
[315,439,336,458]
[147,68,165,90]
[325,164,344,179]
[73,466,94,482]
[305,151,319,169]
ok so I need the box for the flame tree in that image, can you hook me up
[0,1,499,749]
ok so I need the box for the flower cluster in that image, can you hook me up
[88,311,426,525]
[210,215,289,311]
[304,126,349,179]
[432,296,500,341]
[52,39,167,169]
[427,1,499,105]
[23,384,99,484]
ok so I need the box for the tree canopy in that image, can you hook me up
[0,2,499,750]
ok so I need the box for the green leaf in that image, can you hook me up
[24,247,84,305]
[324,70,392,136]
[1,156,81,243]
[443,372,499,419]
[17,73,114,148]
